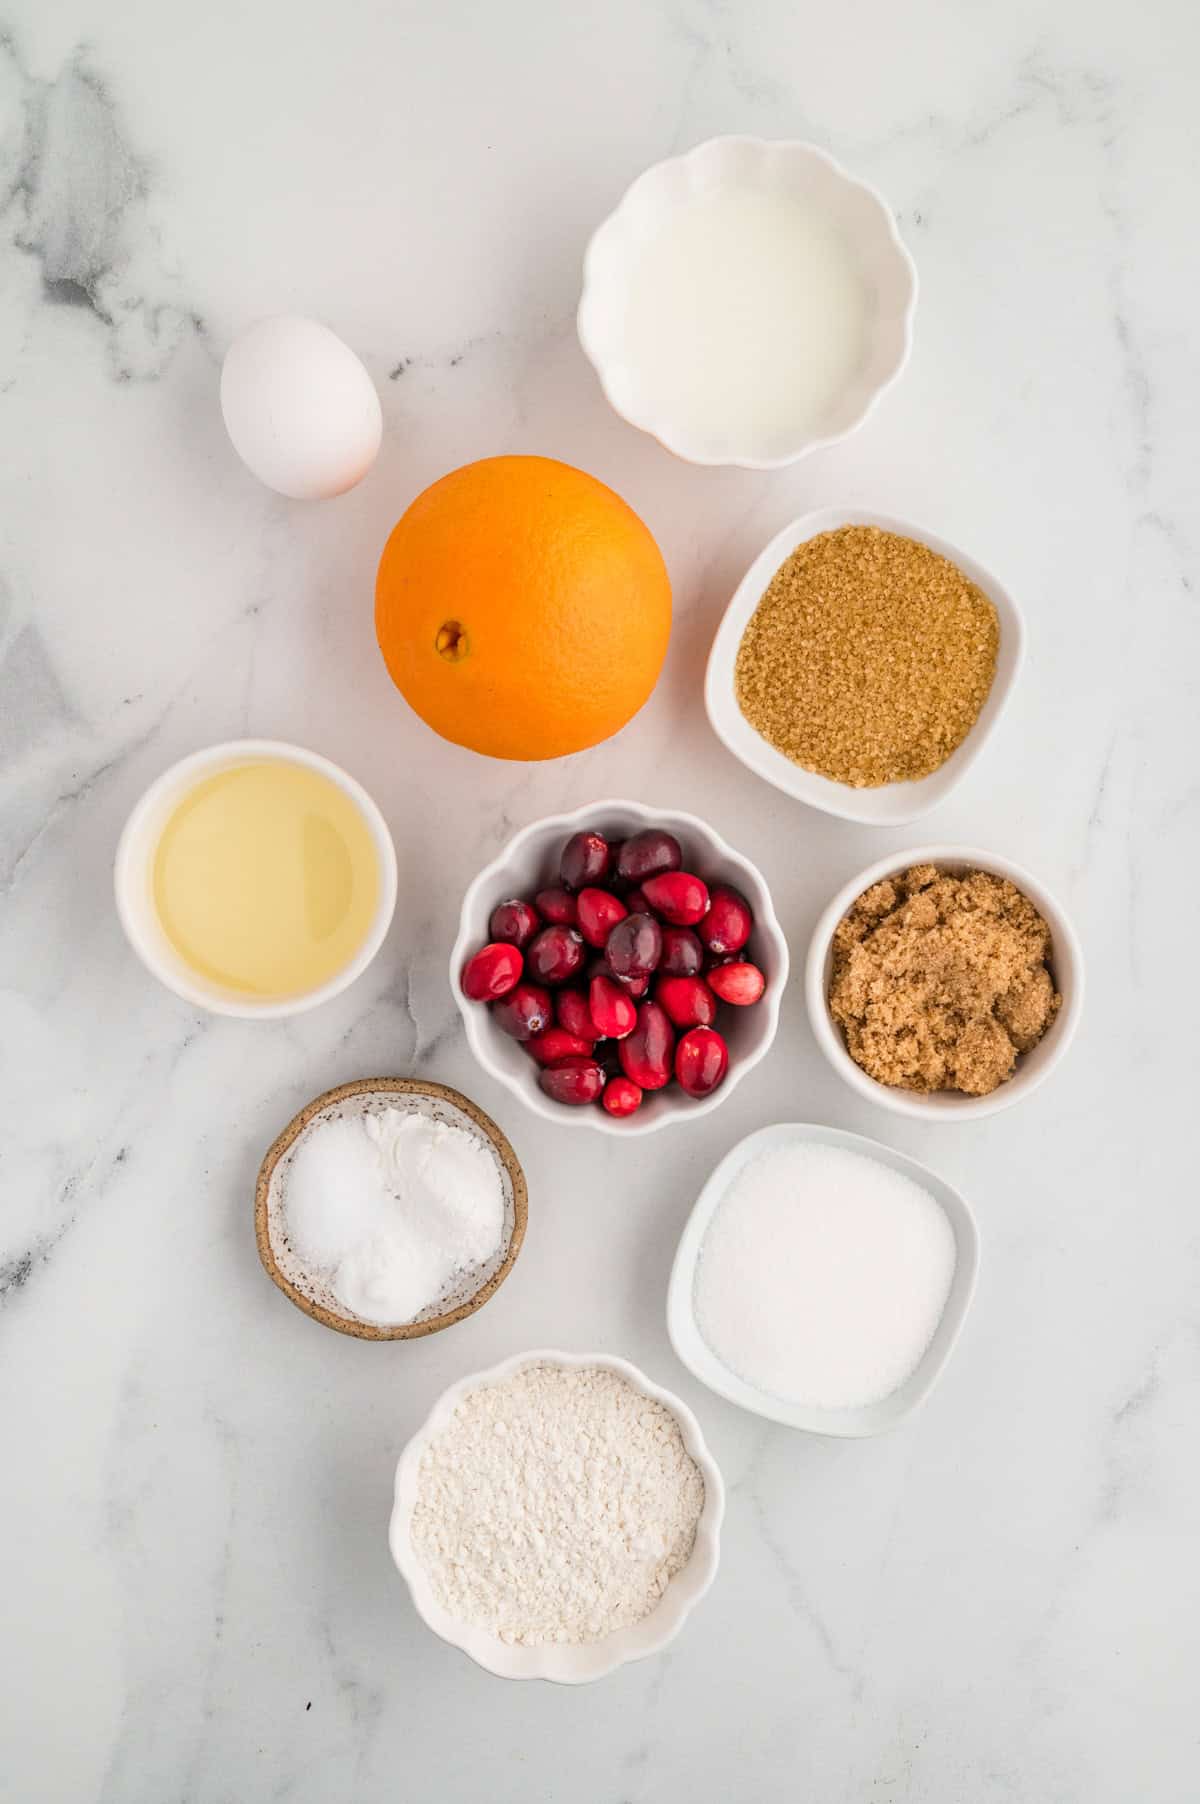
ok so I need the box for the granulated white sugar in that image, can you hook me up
[693,1142,957,1410]
[411,1363,705,1646]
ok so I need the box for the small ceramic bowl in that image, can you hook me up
[667,1121,979,1437]
[114,738,397,1017]
[451,800,788,1135]
[388,1348,724,1681]
[578,137,916,468]
[705,507,1026,826]
[806,846,1084,1121]
[255,1078,527,1340]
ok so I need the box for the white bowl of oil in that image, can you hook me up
[578,137,917,469]
[115,739,397,1018]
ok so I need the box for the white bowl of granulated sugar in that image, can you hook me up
[388,1350,725,1682]
[668,1122,979,1436]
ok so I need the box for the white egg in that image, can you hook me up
[219,315,383,500]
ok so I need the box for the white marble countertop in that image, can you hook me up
[2,2,1197,1799]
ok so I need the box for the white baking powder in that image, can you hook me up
[411,1364,705,1645]
[282,1107,504,1326]
[694,1142,957,1410]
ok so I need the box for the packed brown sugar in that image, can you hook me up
[734,525,999,787]
[828,865,1061,1096]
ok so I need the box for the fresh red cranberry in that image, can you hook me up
[641,870,710,926]
[461,942,523,1001]
[524,1026,595,1066]
[618,1000,674,1090]
[660,927,704,976]
[587,957,649,1000]
[697,885,752,956]
[589,973,637,1039]
[576,887,627,949]
[617,829,682,884]
[491,982,552,1040]
[624,886,651,914]
[675,1026,729,1097]
[534,886,577,925]
[539,1057,605,1106]
[602,1076,643,1118]
[556,988,598,1042]
[655,974,717,1029]
[707,960,766,1006]
[526,924,585,986]
[606,912,662,980]
[488,898,540,949]
[560,830,610,891]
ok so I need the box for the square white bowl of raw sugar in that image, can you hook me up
[704,506,1025,827]
[667,1122,980,1437]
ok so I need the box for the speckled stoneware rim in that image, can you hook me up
[388,1348,725,1683]
[254,1077,528,1340]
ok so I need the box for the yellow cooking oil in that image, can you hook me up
[152,759,380,997]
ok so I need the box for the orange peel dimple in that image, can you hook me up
[435,620,468,662]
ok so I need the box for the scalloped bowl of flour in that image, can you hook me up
[388,1349,725,1682]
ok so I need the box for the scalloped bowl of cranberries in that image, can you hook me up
[451,801,788,1134]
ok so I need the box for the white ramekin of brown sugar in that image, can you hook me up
[806,846,1084,1121]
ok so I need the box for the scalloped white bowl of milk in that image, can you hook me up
[579,138,917,469]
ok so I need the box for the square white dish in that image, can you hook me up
[704,507,1025,826]
[667,1121,980,1437]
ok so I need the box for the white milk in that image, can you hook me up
[621,184,868,456]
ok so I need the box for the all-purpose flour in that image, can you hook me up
[411,1364,705,1645]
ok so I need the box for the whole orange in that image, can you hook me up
[374,455,671,760]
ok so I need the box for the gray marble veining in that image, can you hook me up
[1,1,1197,1799]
